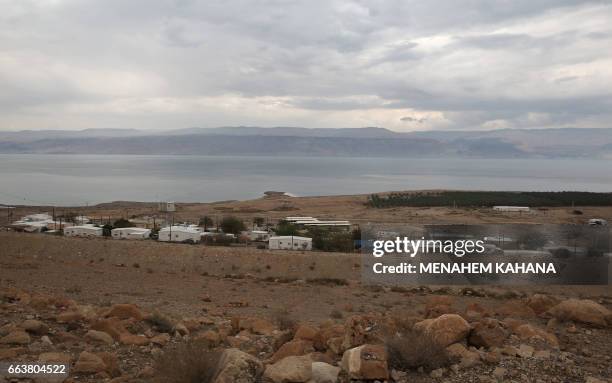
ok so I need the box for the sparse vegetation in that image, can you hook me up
[386,330,451,371]
[330,309,343,319]
[274,220,300,236]
[154,340,220,383]
[308,227,355,252]
[146,311,175,333]
[220,216,246,235]
[273,308,296,331]
[113,218,133,228]
[368,191,612,208]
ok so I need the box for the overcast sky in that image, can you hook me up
[1,0,611,132]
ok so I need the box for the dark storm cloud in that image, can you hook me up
[0,0,611,131]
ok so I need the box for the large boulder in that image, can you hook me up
[414,314,470,347]
[446,343,480,368]
[236,318,277,336]
[546,299,611,327]
[90,318,126,340]
[73,351,107,374]
[103,304,144,321]
[526,294,560,315]
[214,348,263,383]
[270,340,314,363]
[21,319,48,335]
[119,333,149,346]
[85,330,114,345]
[468,318,508,348]
[263,355,312,383]
[310,362,340,383]
[314,324,344,351]
[341,344,388,380]
[341,314,383,351]
[514,324,559,347]
[293,324,318,341]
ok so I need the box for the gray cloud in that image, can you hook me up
[0,0,611,131]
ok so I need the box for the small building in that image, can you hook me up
[158,201,176,212]
[111,227,151,240]
[493,206,530,212]
[588,218,608,226]
[245,230,270,241]
[64,225,103,238]
[11,213,72,232]
[158,226,200,243]
[269,235,312,251]
[284,216,351,230]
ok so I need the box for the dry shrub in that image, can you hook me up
[146,311,175,333]
[154,340,221,383]
[330,309,343,319]
[273,308,296,332]
[306,278,348,286]
[65,285,82,294]
[386,330,451,372]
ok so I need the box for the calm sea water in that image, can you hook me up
[1,154,611,206]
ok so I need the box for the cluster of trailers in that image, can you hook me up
[8,214,357,251]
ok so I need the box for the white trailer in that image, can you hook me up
[269,235,312,251]
[246,230,270,241]
[111,227,151,240]
[158,226,200,243]
[64,225,103,238]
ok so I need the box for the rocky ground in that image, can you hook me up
[0,234,611,383]
[0,286,610,383]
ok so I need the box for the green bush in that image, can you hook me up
[368,191,612,208]
[220,216,246,235]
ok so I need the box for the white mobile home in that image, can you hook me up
[111,227,151,240]
[158,226,200,243]
[588,218,608,226]
[269,236,312,251]
[493,206,530,212]
[64,225,103,238]
[246,230,270,241]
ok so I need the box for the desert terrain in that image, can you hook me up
[5,191,612,228]
[0,192,611,382]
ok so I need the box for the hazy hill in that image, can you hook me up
[0,126,610,158]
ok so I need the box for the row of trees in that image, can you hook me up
[368,191,612,208]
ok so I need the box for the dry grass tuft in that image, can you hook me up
[386,330,451,372]
[154,340,221,383]
[273,308,296,332]
[146,311,175,333]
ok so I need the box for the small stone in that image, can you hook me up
[151,333,171,346]
[85,330,114,345]
[0,331,30,345]
[21,319,49,335]
[430,368,445,378]
[119,333,149,346]
[311,361,340,383]
[73,351,107,374]
[492,367,506,379]
[517,344,534,358]
[39,352,72,364]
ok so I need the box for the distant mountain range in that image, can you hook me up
[0,126,610,158]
